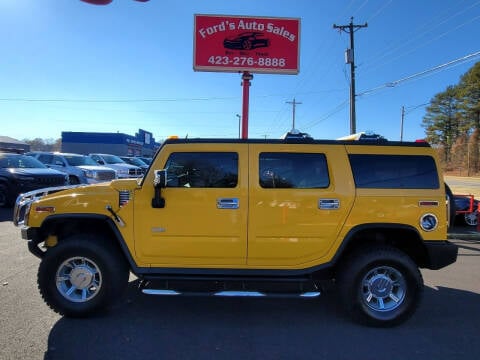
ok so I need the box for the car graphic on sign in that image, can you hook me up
[223,32,270,50]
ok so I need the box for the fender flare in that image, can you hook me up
[40,214,141,273]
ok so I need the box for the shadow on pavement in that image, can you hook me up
[44,281,480,360]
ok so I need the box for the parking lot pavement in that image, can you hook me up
[1,208,479,360]
[448,225,480,240]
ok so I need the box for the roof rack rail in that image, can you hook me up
[336,132,387,142]
[280,129,313,141]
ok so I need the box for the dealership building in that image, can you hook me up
[0,136,30,153]
[61,129,160,157]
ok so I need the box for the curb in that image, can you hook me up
[447,232,480,240]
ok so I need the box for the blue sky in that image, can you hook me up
[1,0,479,143]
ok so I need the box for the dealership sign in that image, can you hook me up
[194,14,300,74]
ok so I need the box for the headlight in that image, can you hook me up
[420,213,438,232]
[83,170,96,178]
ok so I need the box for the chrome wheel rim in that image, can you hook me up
[464,211,478,226]
[56,257,102,302]
[242,40,252,50]
[361,266,406,312]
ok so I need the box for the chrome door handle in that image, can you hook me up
[318,199,340,210]
[217,198,239,209]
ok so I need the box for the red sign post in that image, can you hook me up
[193,15,300,139]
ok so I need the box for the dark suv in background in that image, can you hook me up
[119,156,149,174]
[0,152,68,207]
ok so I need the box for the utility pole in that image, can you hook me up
[333,17,368,134]
[286,98,302,130]
[400,106,405,141]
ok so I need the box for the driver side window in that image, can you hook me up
[164,152,238,188]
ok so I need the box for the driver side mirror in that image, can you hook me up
[153,170,167,188]
[152,169,167,208]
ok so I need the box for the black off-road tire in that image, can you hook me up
[337,247,423,327]
[68,176,80,185]
[38,234,129,317]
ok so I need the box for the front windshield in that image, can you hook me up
[0,154,47,169]
[139,157,152,165]
[102,155,125,164]
[65,155,98,166]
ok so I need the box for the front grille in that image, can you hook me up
[128,168,143,176]
[96,171,116,181]
[33,176,66,187]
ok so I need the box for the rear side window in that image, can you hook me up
[37,154,54,164]
[259,153,329,189]
[349,154,439,189]
[164,152,238,188]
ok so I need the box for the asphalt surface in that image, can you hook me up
[1,206,479,360]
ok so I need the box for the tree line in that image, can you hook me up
[23,138,61,152]
[422,61,480,175]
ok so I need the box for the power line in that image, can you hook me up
[303,99,349,130]
[362,3,480,75]
[0,90,342,104]
[0,96,239,103]
[366,0,393,23]
[357,50,480,97]
[361,0,479,72]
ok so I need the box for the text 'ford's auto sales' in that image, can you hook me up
[194,15,300,74]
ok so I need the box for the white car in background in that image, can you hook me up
[28,152,117,185]
[89,153,143,178]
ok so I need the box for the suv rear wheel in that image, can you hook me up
[38,234,129,317]
[337,247,423,327]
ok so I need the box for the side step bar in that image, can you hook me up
[142,289,321,298]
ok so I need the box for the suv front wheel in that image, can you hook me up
[38,234,129,317]
[337,247,423,327]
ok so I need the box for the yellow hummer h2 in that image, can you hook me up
[14,133,458,326]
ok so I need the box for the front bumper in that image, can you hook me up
[21,226,45,259]
[424,241,458,270]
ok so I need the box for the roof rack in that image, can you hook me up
[336,132,387,142]
[280,129,314,141]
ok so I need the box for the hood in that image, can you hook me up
[9,168,66,176]
[105,163,139,170]
[76,165,116,172]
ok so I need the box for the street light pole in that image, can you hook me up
[236,114,241,139]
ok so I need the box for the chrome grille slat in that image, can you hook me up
[13,185,78,226]
[119,190,131,207]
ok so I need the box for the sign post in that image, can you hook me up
[194,14,300,138]
[241,72,253,139]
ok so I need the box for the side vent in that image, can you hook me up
[119,190,131,207]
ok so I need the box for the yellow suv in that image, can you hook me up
[14,134,458,326]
